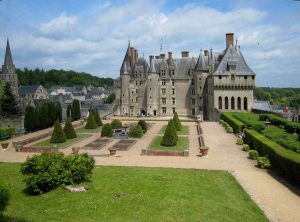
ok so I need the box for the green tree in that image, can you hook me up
[72,99,81,121]
[161,119,177,146]
[111,119,122,129]
[101,123,112,137]
[128,124,143,138]
[173,112,182,131]
[63,118,77,139]
[66,104,72,119]
[85,111,97,129]
[24,105,35,132]
[91,108,103,126]
[50,120,66,143]
[138,120,147,133]
[55,102,62,122]
[104,92,116,104]
[0,82,21,117]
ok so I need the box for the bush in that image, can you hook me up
[85,111,97,129]
[111,119,122,129]
[0,179,10,212]
[0,127,15,140]
[63,119,77,139]
[259,113,300,133]
[232,113,264,132]
[244,129,300,187]
[92,109,103,126]
[128,124,144,138]
[50,120,66,143]
[173,112,182,131]
[226,127,233,133]
[242,144,250,151]
[219,120,224,125]
[220,113,244,133]
[21,152,95,194]
[236,138,243,145]
[138,120,147,133]
[24,105,35,132]
[257,157,271,169]
[249,150,259,160]
[161,119,177,146]
[101,123,112,137]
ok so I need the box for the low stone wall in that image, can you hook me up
[142,149,189,156]
[20,146,55,153]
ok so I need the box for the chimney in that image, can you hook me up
[130,47,136,67]
[226,33,234,48]
[204,50,208,56]
[135,49,138,61]
[155,55,160,59]
[181,51,189,58]
[168,51,173,59]
[160,53,165,59]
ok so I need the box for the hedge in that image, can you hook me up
[244,129,300,187]
[220,113,244,133]
[259,113,300,133]
[233,113,264,132]
[0,127,15,140]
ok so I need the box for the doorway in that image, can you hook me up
[141,110,146,116]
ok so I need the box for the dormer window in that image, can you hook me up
[190,69,194,75]
[227,60,237,72]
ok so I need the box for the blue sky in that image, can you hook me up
[0,0,300,87]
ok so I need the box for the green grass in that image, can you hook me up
[0,163,268,222]
[148,136,189,151]
[76,126,102,133]
[159,125,189,135]
[32,134,90,148]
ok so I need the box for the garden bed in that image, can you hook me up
[76,126,102,133]
[111,139,137,151]
[82,138,112,150]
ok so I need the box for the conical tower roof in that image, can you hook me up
[148,56,156,73]
[4,39,14,68]
[195,50,207,71]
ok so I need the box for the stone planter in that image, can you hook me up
[72,147,80,154]
[108,148,117,156]
[1,142,9,149]
[200,147,209,157]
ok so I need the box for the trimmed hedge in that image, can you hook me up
[244,129,300,187]
[0,179,10,212]
[101,123,112,137]
[259,113,300,133]
[137,120,147,133]
[128,124,144,138]
[111,119,122,129]
[50,120,66,143]
[233,113,264,132]
[0,127,15,140]
[220,113,244,133]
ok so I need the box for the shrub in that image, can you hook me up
[138,120,147,132]
[101,123,112,137]
[249,150,259,160]
[24,105,35,132]
[85,111,97,129]
[226,127,233,133]
[259,113,300,133]
[50,120,66,143]
[0,179,10,212]
[222,121,227,127]
[220,112,244,133]
[0,127,15,140]
[236,138,243,145]
[128,124,144,138]
[111,119,122,129]
[232,113,264,132]
[161,119,177,146]
[242,144,250,151]
[92,109,103,126]
[257,157,271,169]
[21,152,95,194]
[72,99,81,121]
[244,129,300,187]
[63,119,77,139]
[173,112,182,131]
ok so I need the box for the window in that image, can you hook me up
[150,88,151,91]
[192,98,195,105]
[252,76,255,80]
[132,99,133,102]
[231,74,235,80]
[225,97,228,109]
[191,89,195,95]
[231,97,235,109]
[162,107,166,114]
[136,81,138,85]
[136,89,138,93]
[136,97,138,102]
[150,96,152,99]
[237,97,241,110]
[162,98,166,104]
[172,98,175,105]
[162,88,166,94]
[244,97,248,110]
[172,88,175,95]
[172,70,175,75]
[172,79,175,86]
[132,91,134,94]
[199,86,202,90]
[244,76,247,80]
[192,108,195,116]
[219,76,222,80]
[162,79,166,85]
[161,69,166,76]
[191,79,195,85]
[172,108,176,113]
[218,96,222,109]
[140,81,142,85]
[199,78,201,81]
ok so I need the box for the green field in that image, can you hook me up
[0,164,268,222]
[159,125,189,135]
[76,126,102,133]
[148,136,189,151]
[32,134,90,148]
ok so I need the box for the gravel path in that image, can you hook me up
[1,120,299,221]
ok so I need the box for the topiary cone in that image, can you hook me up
[85,111,98,129]
[161,119,177,146]
[63,118,77,139]
[50,120,66,143]
[173,112,182,131]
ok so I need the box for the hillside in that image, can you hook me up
[16,68,114,88]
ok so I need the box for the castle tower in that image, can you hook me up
[1,39,19,96]
[146,55,159,116]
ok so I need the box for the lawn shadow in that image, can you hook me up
[0,213,28,222]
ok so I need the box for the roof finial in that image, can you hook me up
[160,38,163,53]
[128,36,130,47]
[143,52,144,58]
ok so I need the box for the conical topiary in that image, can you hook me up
[92,109,103,126]
[111,119,122,129]
[169,119,178,141]
[138,120,147,133]
[101,123,112,137]
[85,111,97,129]
[50,120,66,143]
[173,112,182,131]
[63,118,77,139]
[161,119,177,146]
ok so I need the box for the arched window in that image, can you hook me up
[237,97,241,110]
[218,96,222,109]
[231,97,235,109]
[244,97,248,110]
[225,97,228,109]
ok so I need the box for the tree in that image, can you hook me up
[72,99,81,121]
[161,119,177,146]
[66,104,72,119]
[111,119,122,129]
[138,120,147,133]
[0,82,21,117]
[91,108,103,126]
[101,123,112,137]
[128,124,143,138]
[85,111,97,129]
[173,112,182,131]
[63,118,77,139]
[50,120,66,143]
[55,102,62,122]
[104,92,116,104]
[24,105,35,132]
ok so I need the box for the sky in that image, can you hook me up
[0,0,300,87]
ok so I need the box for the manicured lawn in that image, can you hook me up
[0,164,268,222]
[159,125,189,135]
[148,136,189,151]
[32,134,90,148]
[76,126,102,133]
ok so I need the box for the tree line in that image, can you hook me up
[16,68,114,89]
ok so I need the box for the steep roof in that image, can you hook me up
[252,101,272,112]
[213,45,255,76]
[3,39,14,68]
[195,50,208,71]
[120,42,132,75]
[18,85,40,97]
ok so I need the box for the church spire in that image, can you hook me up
[4,38,14,68]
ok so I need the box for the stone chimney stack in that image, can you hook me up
[204,50,208,56]
[160,53,165,59]
[226,33,234,48]
[168,52,173,60]
[130,47,137,67]
[181,51,189,58]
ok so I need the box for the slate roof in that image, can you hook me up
[3,39,14,68]
[252,101,272,112]
[18,85,40,97]
[195,50,208,71]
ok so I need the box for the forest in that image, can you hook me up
[16,68,114,89]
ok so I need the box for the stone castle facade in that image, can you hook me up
[116,33,255,120]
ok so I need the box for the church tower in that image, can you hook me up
[1,39,19,96]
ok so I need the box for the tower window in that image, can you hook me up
[162,88,166,94]
[172,79,175,86]
[162,107,166,114]
[162,79,166,85]
[172,88,175,95]
[162,98,166,104]
[172,98,175,105]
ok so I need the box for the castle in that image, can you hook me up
[115,33,255,121]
